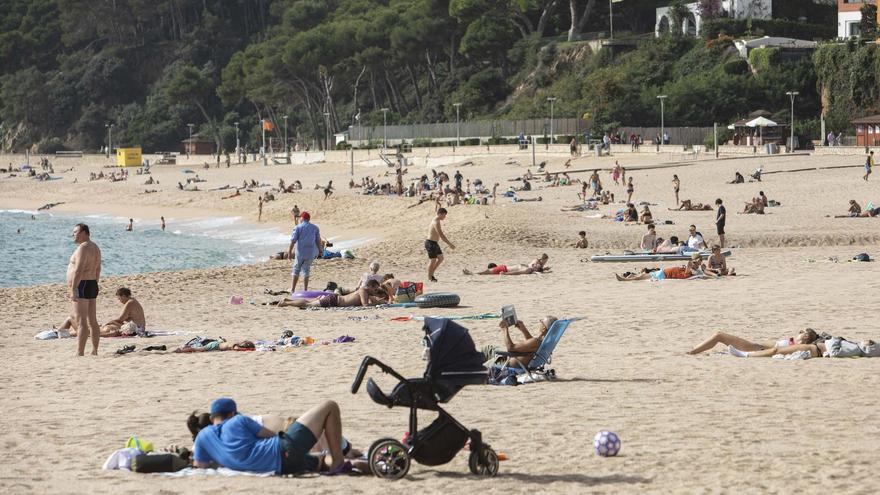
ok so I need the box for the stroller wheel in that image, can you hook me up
[468,446,499,477]
[367,437,410,480]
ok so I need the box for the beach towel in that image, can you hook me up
[159,467,275,477]
[391,312,500,322]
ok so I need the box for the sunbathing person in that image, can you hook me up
[622,203,638,222]
[705,245,735,276]
[687,328,818,355]
[742,197,765,214]
[615,253,703,281]
[730,172,744,184]
[463,263,541,276]
[497,316,558,367]
[639,206,653,224]
[671,200,712,211]
[355,261,383,290]
[380,274,400,301]
[66,287,146,337]
[277,280,386,308]
[834,200,880,218]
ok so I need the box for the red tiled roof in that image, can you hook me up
[852,115,880,124]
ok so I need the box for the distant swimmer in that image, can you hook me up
[425,208,455,282]
[67,223,102,356]
[161,216,166,231]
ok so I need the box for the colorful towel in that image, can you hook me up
[392,312,500,322]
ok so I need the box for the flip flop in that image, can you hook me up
[143,345,166,351]
[116,345,136,355]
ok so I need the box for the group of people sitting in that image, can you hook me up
[277,178,303,193]
[835,200,880,218]
[615,247,733,281]
[56,287,146,337]
[742,191,771,214]
[89,169,128,182]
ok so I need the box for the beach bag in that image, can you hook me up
[853,253,871,262]
[394,282,423,303]
[125,435,154,453]
[132,454,189,473]
[825,338,863,358]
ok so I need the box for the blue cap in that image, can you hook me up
[210,397,237,416]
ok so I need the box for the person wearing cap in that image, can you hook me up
[192,397,356,475]
[287,211,321,293]
[496,316,558,367]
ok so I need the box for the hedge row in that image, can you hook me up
[702,18,835,41]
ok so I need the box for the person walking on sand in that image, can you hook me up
[492,183,499,205]
[864,151,874,181]
[672,175,680,206]
[323,180,334,200]
[291,205,301,225]
[258,197,264,222]
[425,208,455,282]
[67,223,102,356]
[288,212,321,293]
[625,177,634,204]
[160,216,166,231]
[715,198,726,248]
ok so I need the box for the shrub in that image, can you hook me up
[36,137,67,153]
[702,18,835,41]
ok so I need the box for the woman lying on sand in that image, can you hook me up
[670,199,712,211]
[463,254,550,275]
[687,328,818,355]
[277,280,387,308]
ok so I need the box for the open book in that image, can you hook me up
[501,305,517,327]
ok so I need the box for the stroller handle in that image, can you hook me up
[351,356,409,394]
[351,356,379,394]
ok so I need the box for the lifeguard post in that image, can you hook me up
[116,147,142,167]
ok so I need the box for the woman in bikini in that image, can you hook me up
[687,328,819,355]
[639,205,653,224]
[625,177,634,204]
[704,244,734,276]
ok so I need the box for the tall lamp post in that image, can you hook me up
[283,115,289,154]
[234,122,240,163]
[657,95,667,146]
[453,102,462,147]
[187,123,194,157]
[105,123,114,159]
[323,112,331,150]
[786,91,798,152]
[546,97,557,150]
[381,107,389,148]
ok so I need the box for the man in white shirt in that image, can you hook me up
[686,224,707,251]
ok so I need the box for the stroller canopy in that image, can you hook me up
[423,318,486,381]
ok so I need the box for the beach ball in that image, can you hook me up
[593,430,621,457]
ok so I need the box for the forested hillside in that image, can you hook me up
[0,0,874,153]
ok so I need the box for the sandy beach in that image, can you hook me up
[2,149,880,494]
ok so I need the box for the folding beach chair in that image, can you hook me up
[494,318,579,381]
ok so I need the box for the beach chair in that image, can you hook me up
[493,318,578,381]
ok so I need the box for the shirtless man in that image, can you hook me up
[67,223,102,356]
[425,208,455,282]
[640,224,657,251]
[66,287,146,337]
[277,280,386,308]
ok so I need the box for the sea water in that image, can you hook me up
[0,210,291,288]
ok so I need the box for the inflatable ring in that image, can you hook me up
[291,290,332,299]
[414,292,461,308]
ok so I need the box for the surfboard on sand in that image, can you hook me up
[590,250,731,263]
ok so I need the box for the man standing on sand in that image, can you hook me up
[425,208,455,282]
[864,151,874,181]
[288,212,321,293]
[291,205,301,225]
[67,223,102,356]
[258,197,264,222]
[160,216,166,231]
[715,198,726,248]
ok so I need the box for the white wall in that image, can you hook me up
[655,3,701,37]
[838,11,863,39]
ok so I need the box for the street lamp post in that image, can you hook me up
[283,115,289,154]
[786,91,799,152]
[105,123,114,159]
[657,95,667,147]
[234,122,240,163]
[609,0,614,40]
[381,108,389,148]
[187,123,194,157]
[546,97,557,150]
[453,102,462,148]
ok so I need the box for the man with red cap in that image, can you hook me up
[287,211,321,293]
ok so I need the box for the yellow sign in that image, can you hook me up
[116,147,142,167]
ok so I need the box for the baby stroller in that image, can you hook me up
[351,317,498,479]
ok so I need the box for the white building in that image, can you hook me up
[837,0,876,39]
[656,0,773,37]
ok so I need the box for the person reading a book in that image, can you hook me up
[498,315,558,367]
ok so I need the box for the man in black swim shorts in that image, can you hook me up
[67,223,102,356]
[715,198,726,248]
[425,208,455,282]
